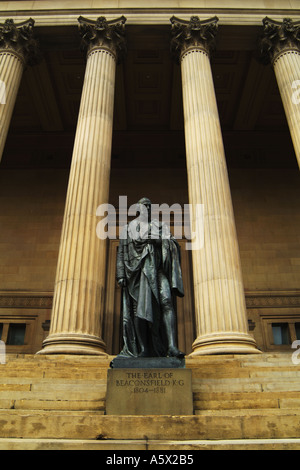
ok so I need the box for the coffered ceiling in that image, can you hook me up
[1,24,297,169]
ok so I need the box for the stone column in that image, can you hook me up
[261,17,300,169]
[38,16,126,355]
[0,18,38,161]
[171,16,260,355]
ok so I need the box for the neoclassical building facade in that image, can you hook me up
[0,1,299,358]
[0,0,300,451]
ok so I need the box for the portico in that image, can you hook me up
[0,1,300,451]
[0,7,299,357]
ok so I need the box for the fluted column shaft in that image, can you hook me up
[0,18,38,162]
[38,16,126,355]
[0,52,23,158]
[171,16,260,355]
[274,52,300,167]
[261,17,300,169]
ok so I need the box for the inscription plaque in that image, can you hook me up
[106,368,193,415]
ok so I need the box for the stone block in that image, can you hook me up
[106,368,193,415]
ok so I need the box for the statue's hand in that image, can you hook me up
[117,278,126,288]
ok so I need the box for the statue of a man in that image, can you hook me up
[116,197,184,358]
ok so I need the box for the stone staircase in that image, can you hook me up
[0,352,300,449]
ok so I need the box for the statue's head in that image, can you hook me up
[137,197,151,206]
[137,197,151,220]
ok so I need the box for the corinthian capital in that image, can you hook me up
[170,15,219,62]
[0,18,40,65]
[260,17,300,64]
[78,16,127,62]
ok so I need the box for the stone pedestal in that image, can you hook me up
[106,368,193,415]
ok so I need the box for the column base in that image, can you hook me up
[36,333,107,356]
[189,332,262,356]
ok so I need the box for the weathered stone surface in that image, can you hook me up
[106,368,193,415]
[0,410,299,440]
[0,353,299,448]
[0,438,300,451]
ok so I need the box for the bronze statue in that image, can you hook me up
[116,197,184,359]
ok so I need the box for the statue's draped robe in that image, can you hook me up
[116,219,184,357]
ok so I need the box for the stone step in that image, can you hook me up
[193,378,300,393]
[0,390,106,409]
[249,369,300,377]
[193,391,300,410]
[0,365,109,379]
[0,395,105,410]
[188,352,293,365]
[31,379,106,390]
[0,388,298,412]
[0,437,300,450]
[0,377,106,387]
[0,400,105,411]
[0,409,299,440]
[191,366,300,379]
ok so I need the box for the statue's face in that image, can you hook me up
[138,201,151,219]
[136,198,151,220]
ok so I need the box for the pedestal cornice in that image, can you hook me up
[170,15,218,63]
[260,17,300,65]
[0,18,40,66]
[78,15,126,63]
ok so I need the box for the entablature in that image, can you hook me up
[0,1,299,28]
